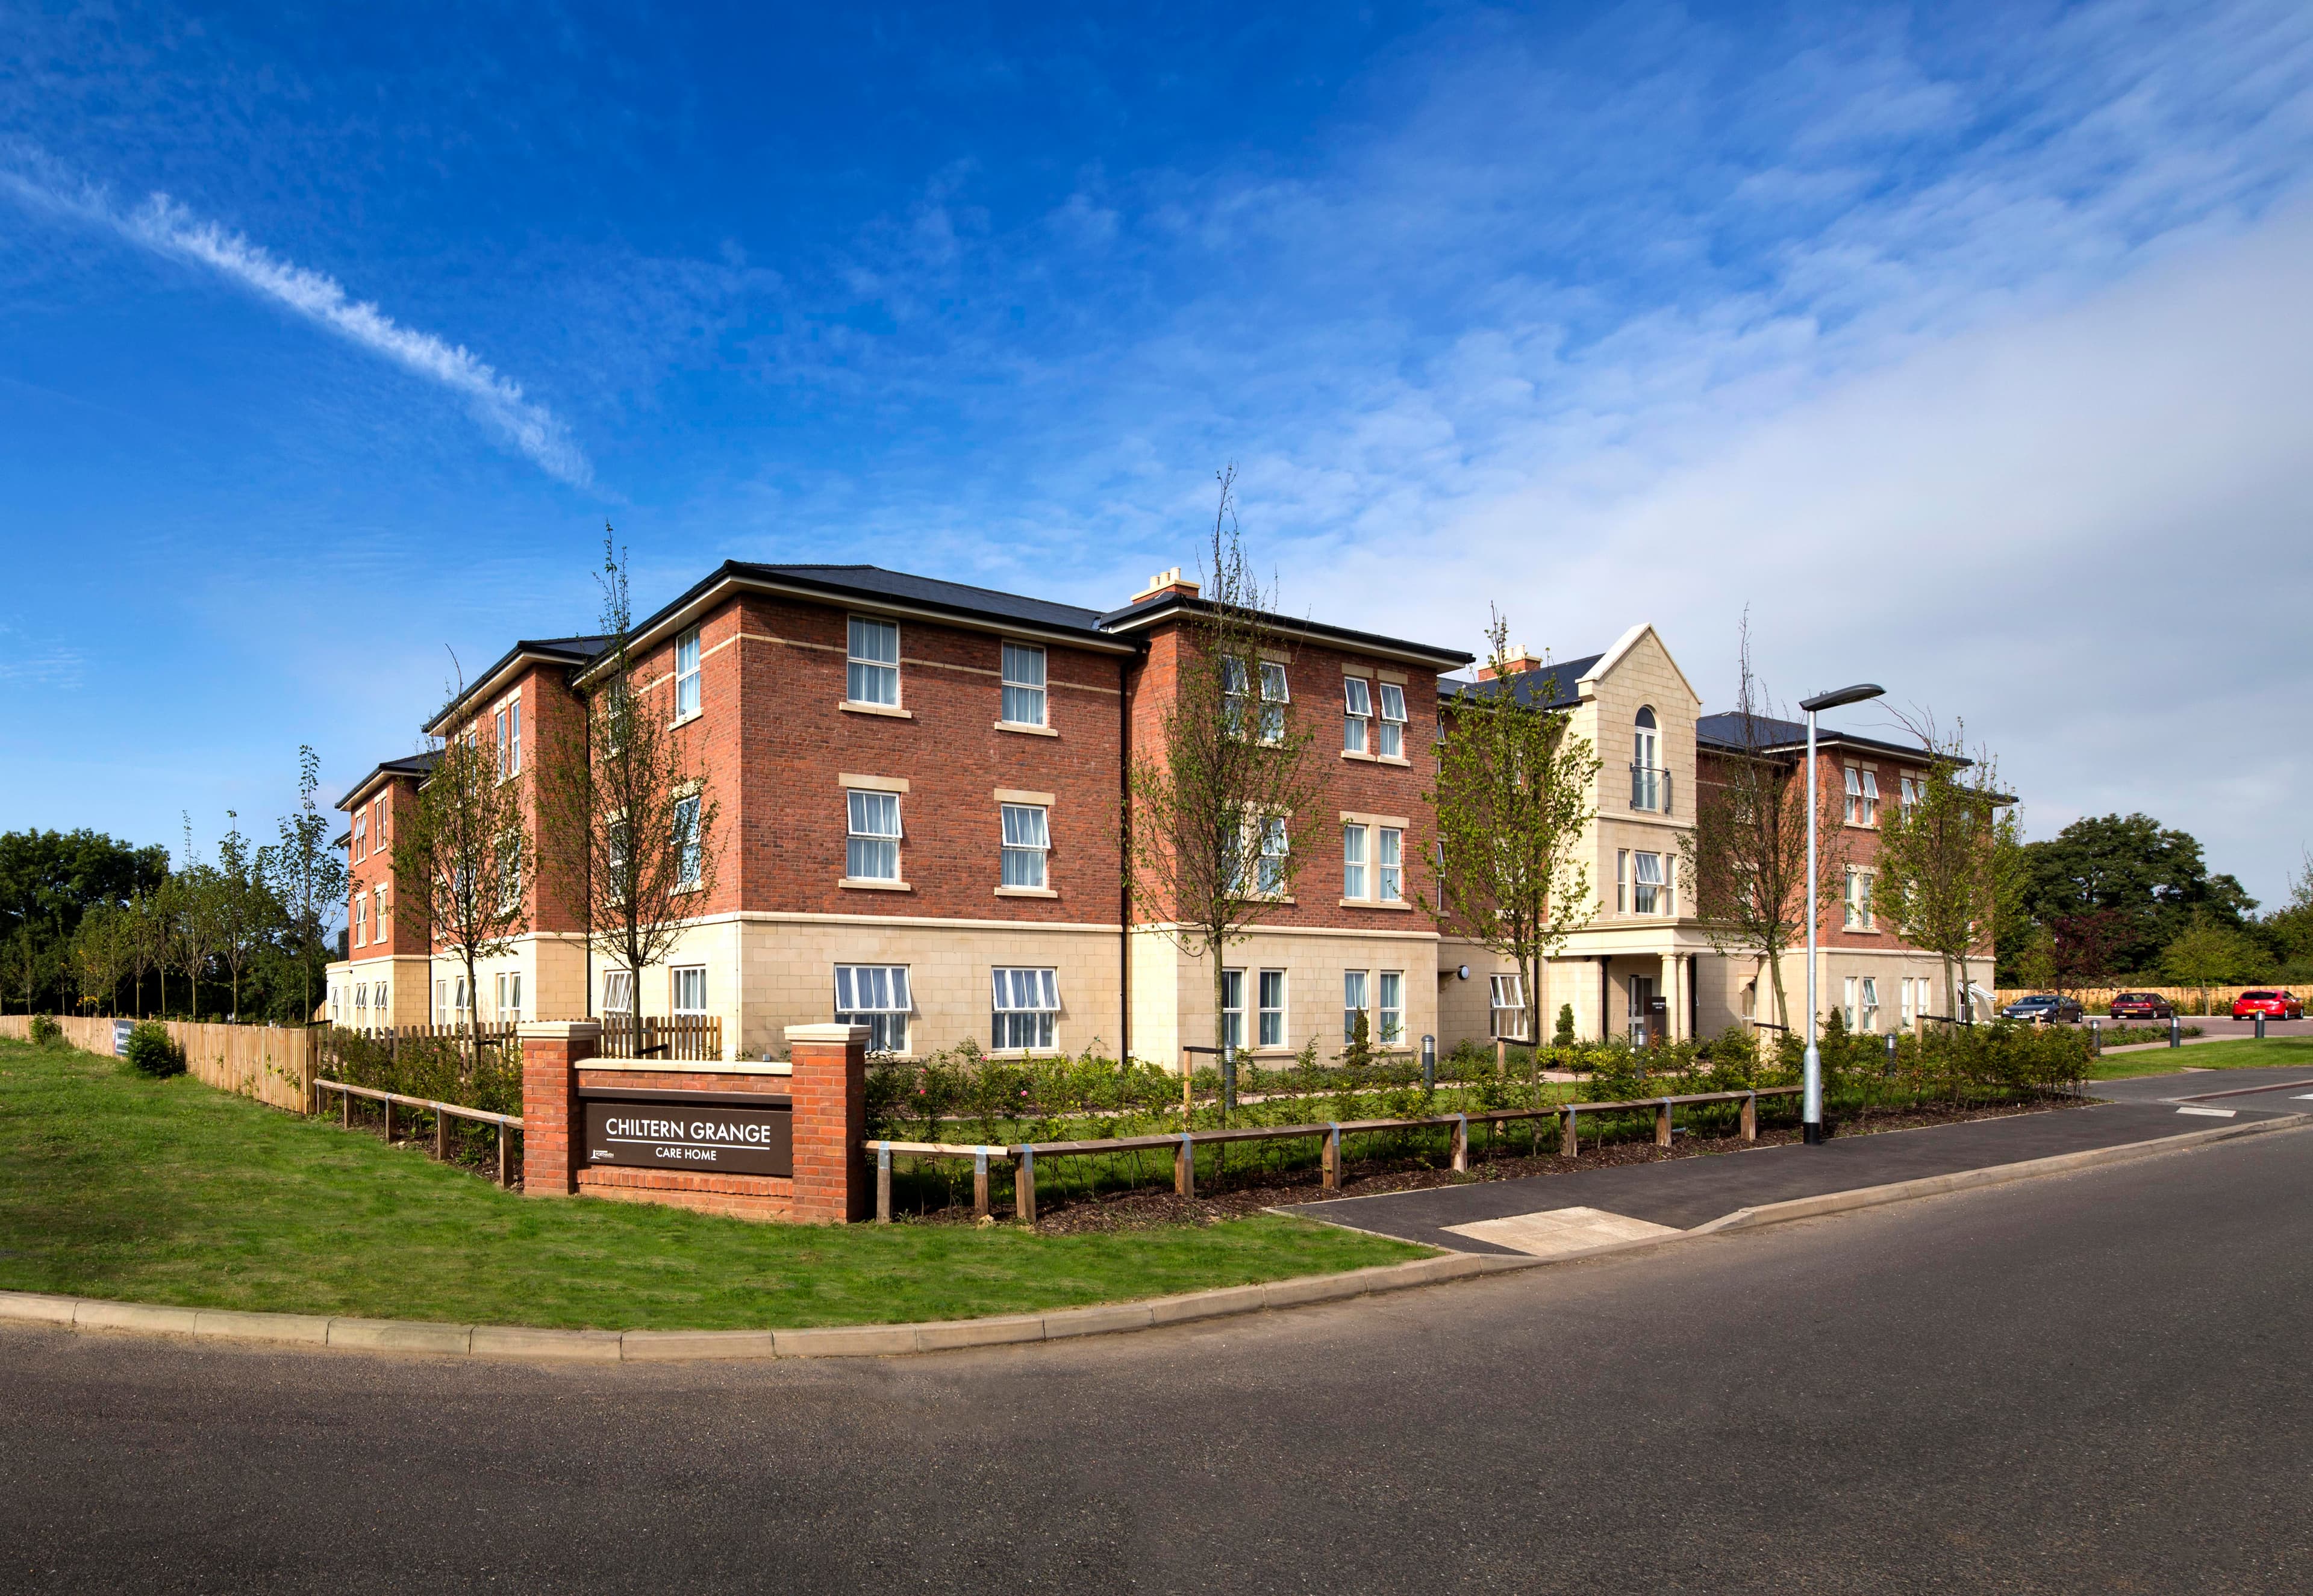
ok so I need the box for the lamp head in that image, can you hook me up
[1799,682,1885,714]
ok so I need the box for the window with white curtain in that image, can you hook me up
[373,885,388,941]
[1257,817,1289,896]
[672,965,707,1015]
[1000,803,1050,887]
[1220,968,1245,1053]
[1634,851,1664,914]
[1617,849,1629,913]
[1378,971,1405,1044]
[602,968,634,1014]
[675,628,702,719]
[1844,868,1874,930]
[1490,974,1528,1039]
[835,965,911,1053]
[353,814,367,862]
[353,890,366,945]
[1343,825,1367,899]
[1843,976,1858,1031]
[1343,969,1370,1043]
[1222,656,1250,737]
[1000,642,1046,726]
[1379,828,1403,901]
[508,698,522,775]
[354,982,367,1020]
[1844,765,1864,824]
[847,617,900,705]
[673,794,702,887]
[1376,682,1406,757]
[1257,661,1289,743]
[847,790,901,880]
[1860,976,1879,1033]
[1258,970,1286,1047]
[1343,677,1372,753]
[991,967,1060,1050]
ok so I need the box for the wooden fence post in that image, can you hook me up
[341,1088,351,1129]
[876,1145,893,1224]
[382,1097,395,1143]
[1655,1099,1672,1149]
[1740,1093,1758,1142]
[1175,1132,1196,1200]
[1450,1114,1469,1173]
[1560,1106,1579,1159]
[1016,1147,1037,1226]
[973,1151,991,1218]
[498,1125,513,1187]
[1321,1123,1341,1191]
[435,1107,449,1161]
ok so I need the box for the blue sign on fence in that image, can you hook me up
[114,1019,134,1056]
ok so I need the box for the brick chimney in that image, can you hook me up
[1475,647,1546,682]
[1130,567,1203,604]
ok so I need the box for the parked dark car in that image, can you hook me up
[2231,990,2305,1021]
[2002,993,2084,1024]
[2108,992,2176,1021]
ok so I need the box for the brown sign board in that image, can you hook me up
[582,1095,792,1178]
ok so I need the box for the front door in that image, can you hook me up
[1629,974,1655,1047]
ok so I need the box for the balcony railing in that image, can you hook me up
[1629,763,1672,814]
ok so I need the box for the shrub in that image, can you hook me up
[28,1014,62,1046]
[1553,1004,1577,1047]
[123,1021,185,1077]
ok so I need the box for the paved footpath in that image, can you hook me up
[1296,1071,2307,1255]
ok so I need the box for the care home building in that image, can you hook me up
[1434,626,1978,1050]
[328,562,1472,1067]
[327,562,1984,1064]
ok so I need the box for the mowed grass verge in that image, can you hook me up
[0,1038,1423,1330]
[2087,1035,2313,1080]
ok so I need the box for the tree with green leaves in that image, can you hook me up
[1875,717,2010,1024]
[2011,812,2254,979]
[0,827,168,1012]
[2162,909,2256,1013]
[213,812,285,1021]
[1677,620,1843,1032]
[1429,612,1601,1048]
[72,903,132,1016]
[393,721,531,1065]
[537,528,723,1056]
[167,825,228,1021]
[1120,469,1325,1078]
[262,746,349,1023]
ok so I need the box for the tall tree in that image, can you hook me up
[1120,469,1325,1076]
[1677,620,1845,1031]
[1429,612,1601,1045]
[537,528,723,1055]
[2014,813,2253,977]
[0,828,168,1011]
[213,812,283,1021]
[392,726,531,1064]
[124,890,160,1017]
[1875,716,2010,1023]
[263,746,349,1023]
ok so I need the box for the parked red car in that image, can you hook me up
[2108,992,2176,1021]
[2231,990,2305,1021]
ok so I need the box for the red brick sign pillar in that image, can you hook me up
[785,1023,870,1223]
[518,1020,601,1197]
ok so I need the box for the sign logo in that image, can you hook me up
[581,1097,791,1178]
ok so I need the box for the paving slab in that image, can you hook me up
[1296,1099,2259,1254]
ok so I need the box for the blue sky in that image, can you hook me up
[5,1,2312,899]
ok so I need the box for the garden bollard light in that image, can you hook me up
[2170,1015,2182,1049]
[1221,1046,1237,1114]
[876,1144,893,1224]
[1422,1034,1436,1093]
[1450,1112,1469,1173]
[2088,1018,2100,1058]
[973,1150,990,1218]
[1885,1032,1899,1073]
[2257,1011,2267,1040]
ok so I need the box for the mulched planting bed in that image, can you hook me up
[920,1096,2093,1235]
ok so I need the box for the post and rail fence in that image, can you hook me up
[311,1076,523,1186]
[869,1085,1805,1224]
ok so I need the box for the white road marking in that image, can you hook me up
[2293,1094,2313,1101]
[2174,1106,2238,1117]
[1444,1206,1681,1258]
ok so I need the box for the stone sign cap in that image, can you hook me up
[518,1020,604,1041]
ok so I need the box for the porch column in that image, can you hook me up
[1661,952,1682,1043]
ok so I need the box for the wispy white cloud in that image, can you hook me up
[0,165,592,488]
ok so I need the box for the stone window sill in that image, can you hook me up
[671,709,702,730]
[840,700,913,720]
[994,886,1058,898]
[994,720,1058,737]
[1341,750,1412,767]
[1340,898,1416,911]
[840,877,913,892]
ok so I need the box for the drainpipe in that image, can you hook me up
[1119,649,1132,1064]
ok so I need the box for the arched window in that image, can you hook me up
[1632,708,1663,811]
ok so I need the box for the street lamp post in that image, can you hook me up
[1798,681,1885,1146]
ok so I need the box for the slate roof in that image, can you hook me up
[337,749,442,812]
[1440,652,1603,711]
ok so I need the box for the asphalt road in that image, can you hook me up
[6,1124,2310,1592]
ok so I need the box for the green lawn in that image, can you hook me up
[2088,1036,2313,1080]
[0,1038,1422,1330]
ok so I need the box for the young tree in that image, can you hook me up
[72,903,132,1017]
[2162,910,2255,1014]
[1120,469,1325,1079]
[393,727,532,1065]
[123,889,160,1017]
[213,812,284,1021]
[1875,716,2009,1024]
[263,746,349,1023]
[1428,612,1601,1046]
[1676,622,1845,1031]
[169,841,228,1022]
[537,529,724,1056]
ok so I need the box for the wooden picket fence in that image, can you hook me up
[332,1021,522,1056]
[0,1013,314,1112]
[599,1013,723,1062]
